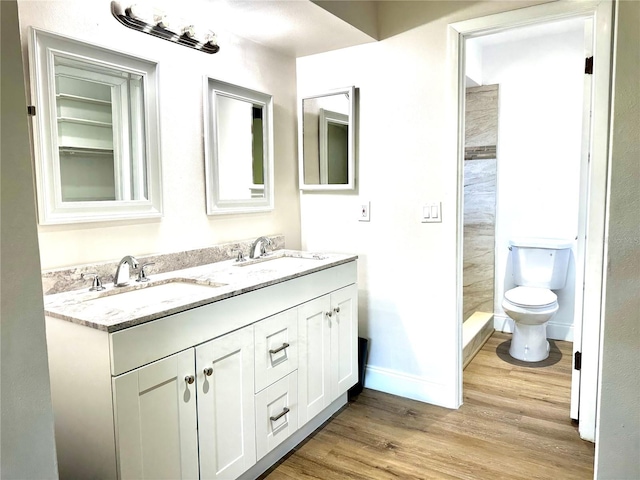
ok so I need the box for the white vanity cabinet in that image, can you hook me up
[45,260,357,480]
[298,284,358,426]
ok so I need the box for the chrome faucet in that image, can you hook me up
[114,255,140,287]
[249,236,272,259]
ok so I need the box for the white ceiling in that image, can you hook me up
[176,0,378,58]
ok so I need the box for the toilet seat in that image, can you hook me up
[504,286,557,308]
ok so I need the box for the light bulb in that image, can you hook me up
[128,4,153,23]
[154,13,169,28]
[204,31,217,46]
[181,25,196,38]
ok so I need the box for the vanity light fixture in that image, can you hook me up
[110,1,220,54]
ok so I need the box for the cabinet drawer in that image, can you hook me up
[254,309,298,393]
[255,371,298,461]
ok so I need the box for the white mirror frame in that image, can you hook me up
[298,86,355,191]
[28,28,162,225]
[204,77,274,215]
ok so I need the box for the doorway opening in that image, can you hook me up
[451,1,613,444]
[461,16,589,378]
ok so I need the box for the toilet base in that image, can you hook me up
[509,321,550,362]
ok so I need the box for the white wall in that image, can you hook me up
[595,0,640,477]
[0,1,59,477]
[297,0,549,408]
[18,0,301,270]
[475,23,585,341]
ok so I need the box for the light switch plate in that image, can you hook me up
[359,201,370,222]
[422,202,442,223]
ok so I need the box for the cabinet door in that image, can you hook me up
[113,349,198,480]
[297,294,332,427]
[331,284,359,400]
[196,326,256,479]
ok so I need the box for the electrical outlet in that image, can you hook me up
[359,201,370,222]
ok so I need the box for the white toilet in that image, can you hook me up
[502,238,572,362]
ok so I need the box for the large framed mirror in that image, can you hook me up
[28,28,162,224]
[299,86,355,191]
[204,78,274,214]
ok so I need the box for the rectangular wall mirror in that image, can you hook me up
[28,28,162,224]
[204,78,274,214]
[299,86,355,191]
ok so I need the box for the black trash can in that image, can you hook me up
[348,337,369,400]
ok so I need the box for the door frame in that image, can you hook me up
[448,0,613,442]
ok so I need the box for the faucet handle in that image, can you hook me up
[234,249,246,263]
[81,272,105,292]
[136,262,155,283]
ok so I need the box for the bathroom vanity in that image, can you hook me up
[44,251,358,479]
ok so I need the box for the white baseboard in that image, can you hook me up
[547,322,573,341]
[364,365,456,409]
[494,314,574,341]
[494,314,513,333]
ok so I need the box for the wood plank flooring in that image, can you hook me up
[262,332,594,479]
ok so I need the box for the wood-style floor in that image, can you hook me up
[262,332,595,480]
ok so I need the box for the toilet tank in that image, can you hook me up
[509,238,572,289]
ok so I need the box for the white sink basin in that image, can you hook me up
[83,279,226,310]
[233,251,326,267]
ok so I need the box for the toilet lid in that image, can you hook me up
[505,287,557,307]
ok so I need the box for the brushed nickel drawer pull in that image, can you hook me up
[270,407,290,422]
[269,342,290,355]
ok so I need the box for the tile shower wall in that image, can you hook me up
[463,159,497,320]
[463,85,498,321]
[465,85,499,159]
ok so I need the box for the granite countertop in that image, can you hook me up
[44,250,357,333]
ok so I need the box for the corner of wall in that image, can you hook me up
[1,1,59,477]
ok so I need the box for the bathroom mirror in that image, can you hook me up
[204,78,274,214]
[28,28,162,224]
[299,86,355,191]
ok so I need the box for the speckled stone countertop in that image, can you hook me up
[44,250,357,333]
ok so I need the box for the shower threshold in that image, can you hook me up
[463,312,494,369]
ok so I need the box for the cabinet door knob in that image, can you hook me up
[333,306,340,314]
[269,406,290,422]
[325,311,332,318]
[185,375,195,385]
[203,367,213,376]
[269,343,290,355]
